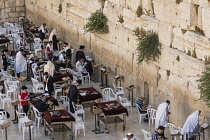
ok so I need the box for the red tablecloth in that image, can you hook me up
[0,36,10,44]
[95,101,128,116]
[78,87,103,104]
[30,96,59,106]
[43,110,75,125]
[53,73,73,82]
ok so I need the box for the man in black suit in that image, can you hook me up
[43,72,54,95]
[68,79,82,113]
[35,95,48,112]
[76,45,86,62]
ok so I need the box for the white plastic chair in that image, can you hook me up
[102,88,117,102]
[0,28,7,36]
[142,129,152,140]
[74,121,85,139]
[119,96,132,114]
[53,84,62,99]
[136,103,148,124]
[167,123,182,140]
[4,81,17,100]
[147,108,156,126]
[0,93,11,109]
[31,78,44,93]
[133,136,141,140]
[31,64,39,81]
[34,44,42,56]
[22,120,36,140]
[32,107,42,129]
[0,111,7,133]
[15,110,29,130]
[113,83,125,97]
[72,102,85,121]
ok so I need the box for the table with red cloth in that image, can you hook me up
[30,96,59,107]
[0,36,10,45]
[94,101,128,133]
[78,87,103,104]
[43,110,75,139]
[53,73,73,83]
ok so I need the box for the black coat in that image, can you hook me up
[67,85,78,103]
[52,35,59,50]
[47,75,54,93]
[76,50,86,62]
[66,49,72,59]
[2,54,9,66]
[53,62,60,72]
[35,99,48,112]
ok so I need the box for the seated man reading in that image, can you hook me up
[136,97,149,122]
[35,95,49,112]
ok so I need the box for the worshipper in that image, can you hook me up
[59,51,66,68]
[0,109,10,118]
[152,126,166,140]
[35,95,48,112]
[38,23,47,41]
[53,56,60,74]
[15,49,27,78]
[68,79,82,113]
[76,45,86,62]
[181,111,201,140]
[2,49,10,71]
[16,36,27,50]
[122,133,134,140]
[136,97,149,122]
[63,42,72,59]
[45,41,53,60]
[44,60,55,76]
[76,58,87,73]
[155,100,171,129]
[31,59,40,71]
[49,29,59,50]
[20,86,29,115]
[43,72,54,95]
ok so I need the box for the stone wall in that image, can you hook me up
[25,0,210,134]
[0,0,25,23]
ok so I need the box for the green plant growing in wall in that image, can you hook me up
[118,14,124,24]
[197,67,210,107]
[176,0,183,4]
[58,4,62,13]
[136,30,161,63]
[84,9,109,34]
[176,55,180,61]
[192,49,197,58]
[136,5,143,17]
[187,50,191,56]
[195,26,205,35]
[99,0,106,8]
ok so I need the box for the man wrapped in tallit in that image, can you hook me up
[155,100,171,128]
[15,49,27,77]
[44,60,55,76]
[181,111,201,138]
[49,29,59,50]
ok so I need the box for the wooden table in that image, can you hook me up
[125,85,135,107]
[43,110,75,140]
[94,101,128,133]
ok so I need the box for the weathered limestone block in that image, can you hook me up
[106,2,123,24]
[87,0,101,13]
[5,0,16,8]
[16,0,25,7]
[0,2,5,9]
[146,16,159,33]
[19,12,25,17]
[202,8,210,38]
[158,22,174,47]
[9,12,19,17]
[142,0,153,14]
[66,8,85,27]
[121,8,135,29]
[16,6,25,12]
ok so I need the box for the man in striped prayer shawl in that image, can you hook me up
[15,49,27,78]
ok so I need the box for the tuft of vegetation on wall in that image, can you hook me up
[136,30,161,63]
[84,9,109,34]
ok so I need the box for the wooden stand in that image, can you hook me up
[92,108,103,134]
[25,121,34,140]
[1,122,10,140]
[11,100,20,124]
[113,75,124,87]
[125,85,135,107]
[92,64,100,83]
[99,68,110,89]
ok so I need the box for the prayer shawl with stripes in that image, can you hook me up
[15,51,27,73]
[44,60,55,76]
[155,102,169,128]
[181,111,200,134]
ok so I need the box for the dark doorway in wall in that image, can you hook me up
[144,82,149,104]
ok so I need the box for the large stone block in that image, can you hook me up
[202,8,210,38]
[16,0,25,7]
[5,1,16,8]
[0,2,4,9]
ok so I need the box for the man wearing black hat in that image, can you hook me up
[152,126,166,140]
[68,79,82,113]
[76,45,86,62]
[43,72,54,95]
[2,49,10,71]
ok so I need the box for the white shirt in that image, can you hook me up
[59,54,64,62]
[76,61,85,73]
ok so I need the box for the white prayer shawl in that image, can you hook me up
[44,61,55,76]
[181,111,200,134]
[64,46,71,52]
[38,25,46,33]
[15,51,27,73]
[49,29,56,41]
[155,102,169,128]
